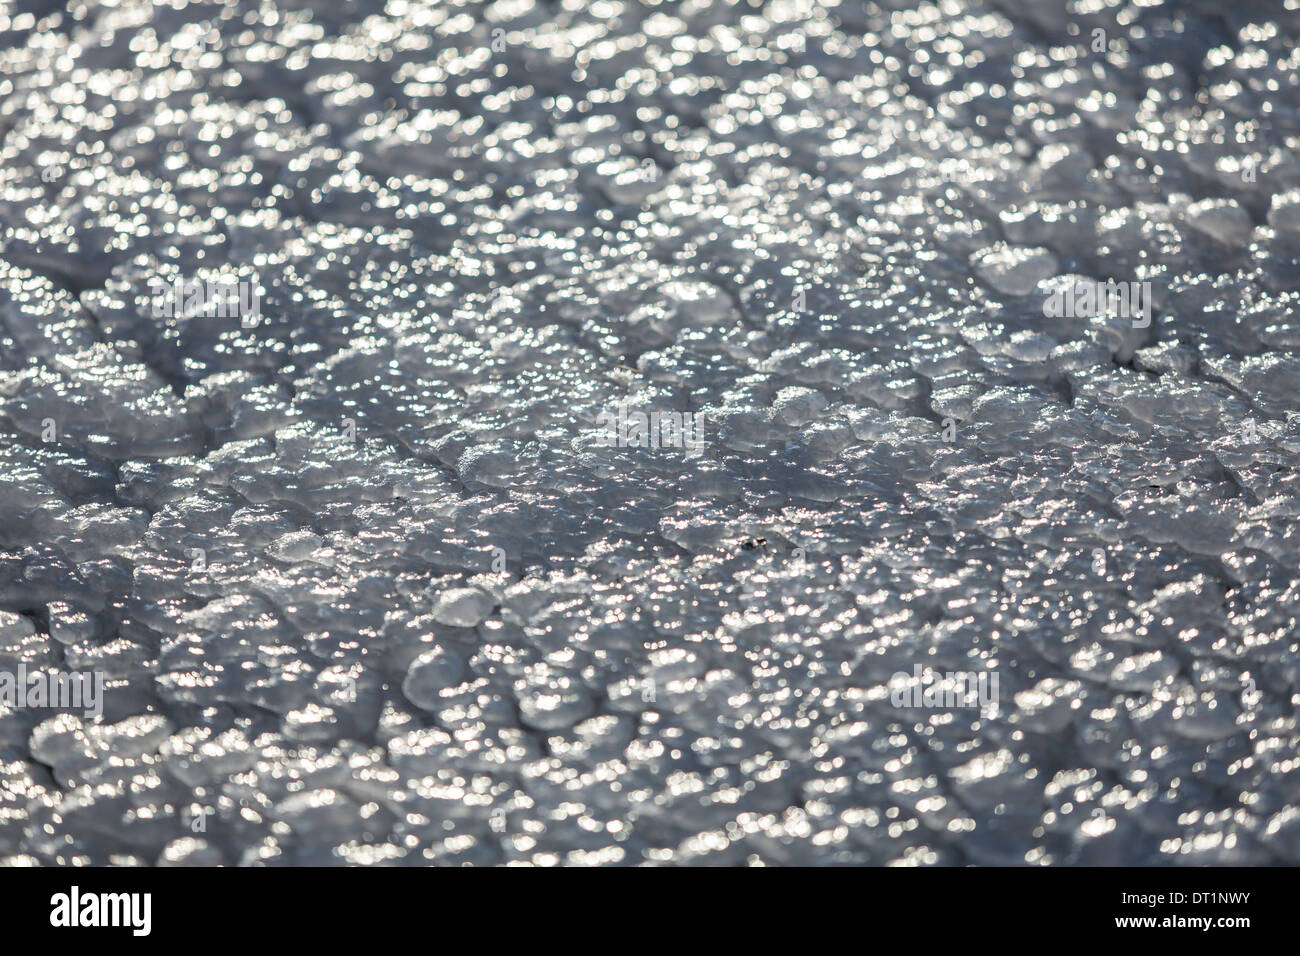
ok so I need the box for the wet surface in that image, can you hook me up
[1,0,1299,865]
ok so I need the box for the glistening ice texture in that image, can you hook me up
[1,0,1300,866]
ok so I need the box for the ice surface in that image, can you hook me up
[1,0,1299,866]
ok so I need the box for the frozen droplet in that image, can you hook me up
[970,244,1059,296]
[429,587,494,628]
[1183,198,1254,246]
[402,646,468,710]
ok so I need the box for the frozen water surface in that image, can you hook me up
[0,0,1299,866]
